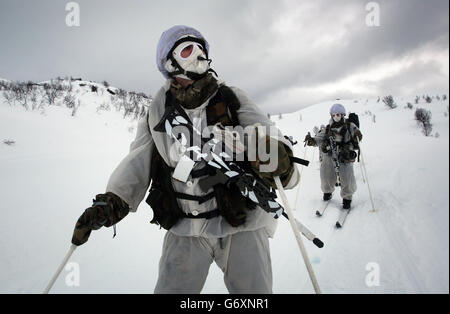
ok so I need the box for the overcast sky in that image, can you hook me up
[0,0,448,113]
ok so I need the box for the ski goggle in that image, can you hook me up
[175,41,205,59]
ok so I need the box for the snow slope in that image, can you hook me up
[270,98,449,294]
[0,89,448,293]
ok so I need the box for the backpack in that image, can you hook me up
[346,112,361,158]
[347,112,360,128]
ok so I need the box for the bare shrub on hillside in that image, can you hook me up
[414,96,420,104]
[415,108,433,136]
[43,80,64,105]
[383,95,397,109]
[63,93,76,109]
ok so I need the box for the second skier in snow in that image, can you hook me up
[304,104,362,210]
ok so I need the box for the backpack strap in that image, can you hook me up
[206,85,240,127]
[218,85,241,126]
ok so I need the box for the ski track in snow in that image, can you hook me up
[374,197,427,293]
[271,98,449,294]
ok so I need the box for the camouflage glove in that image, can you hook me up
[304,132,317,147]
[71,192,130,246]
[321,139,331,154]
[353,129,363,142]
[250,134,295,189]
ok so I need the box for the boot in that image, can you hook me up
[323,193,332,201]
[343,199,351,209]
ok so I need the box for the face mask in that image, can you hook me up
[332,113,342,123]
[166,41,210,79]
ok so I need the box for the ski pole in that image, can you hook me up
[310,146,316,166]
[357,139,376,212]
[274,176,322,294]
[358,145,366,184]
[359,159,366,183]
[43,244,77,294]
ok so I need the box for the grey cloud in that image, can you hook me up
[0,0,448,114]
[232,0,449,110]
[374,58,449,96]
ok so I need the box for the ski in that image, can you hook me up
[315,200,331,217]
[335,208,351,228]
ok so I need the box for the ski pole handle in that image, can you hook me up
[43,244,77,294]
[274,176,322,294]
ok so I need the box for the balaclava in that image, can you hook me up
[329,103,346,123]
[156,25,215,80]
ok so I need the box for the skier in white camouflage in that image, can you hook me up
[304,104,362,209]
[70,25,300,294]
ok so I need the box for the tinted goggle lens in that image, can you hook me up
[180,43,204,59]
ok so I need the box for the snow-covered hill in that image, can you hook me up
[0,85,448,293]
[271,97,449,294]
[0,78,151,122]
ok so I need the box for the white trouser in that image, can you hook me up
[154,228,272,294]
[320,154,357,200]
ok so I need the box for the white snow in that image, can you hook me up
[0,87,448,293]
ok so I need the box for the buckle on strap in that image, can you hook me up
[174,191,215,204]
[168,165,216,179]
[183,209,220,219]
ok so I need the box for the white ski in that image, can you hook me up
[315,200,331,217]
[335,209,350,228]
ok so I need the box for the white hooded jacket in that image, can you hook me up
[105,80,299,238]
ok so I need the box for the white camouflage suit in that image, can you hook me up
[314,119,359,200]
[105,79,299,293]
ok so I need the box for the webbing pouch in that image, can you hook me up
[146,187,181,230]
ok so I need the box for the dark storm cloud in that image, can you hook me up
[0,0,448,113]
[219,0,449,110]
